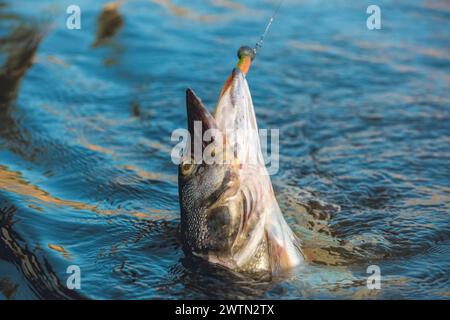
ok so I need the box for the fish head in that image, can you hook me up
[179,68,263,265]
[179,67,303,272]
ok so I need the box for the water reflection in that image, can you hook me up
[0,29,42,103]
[92,1,124,48]
[0,205,84,299]
[152,0,220,22]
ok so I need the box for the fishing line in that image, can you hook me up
[253,0,285,57]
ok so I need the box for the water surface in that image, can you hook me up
[0,0,449,299]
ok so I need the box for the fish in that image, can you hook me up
[178,47,304,274]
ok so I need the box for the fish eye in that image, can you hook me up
[181,161,195,176]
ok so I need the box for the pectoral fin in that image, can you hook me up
[265,202,304,274]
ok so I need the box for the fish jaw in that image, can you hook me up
[213,68,265,168]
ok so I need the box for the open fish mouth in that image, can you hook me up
[178,47,303,274]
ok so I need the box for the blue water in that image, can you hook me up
[0,0,449,299]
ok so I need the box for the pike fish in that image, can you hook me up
[178,47,304,274]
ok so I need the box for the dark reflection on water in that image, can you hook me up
[0,205,85,299]
[0,0,449,299]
